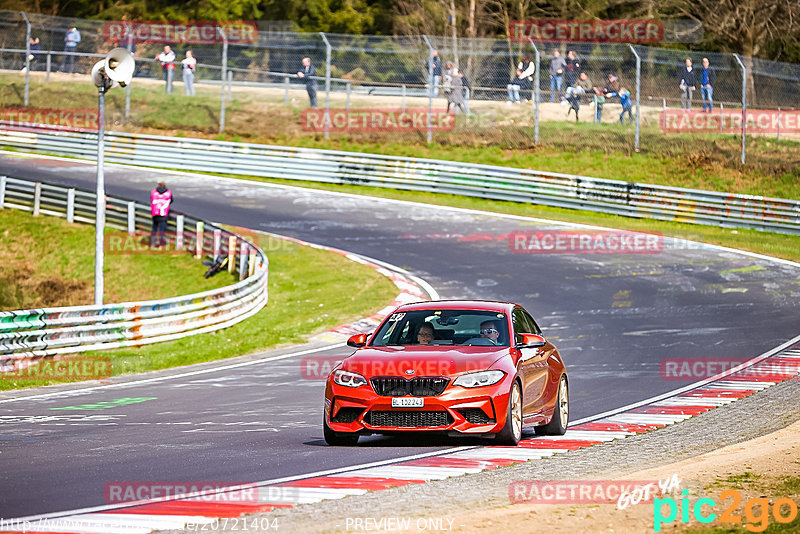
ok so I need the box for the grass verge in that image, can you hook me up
[0,210,399,391]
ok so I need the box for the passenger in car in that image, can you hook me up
[417,323,435,345]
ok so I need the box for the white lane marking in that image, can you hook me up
[654,397,736,407]
[329,466,484,480]
[604,413,694,425]
[529,430,634,441]
[448,448,559,460]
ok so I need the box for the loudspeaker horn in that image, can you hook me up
[104,48,135,87]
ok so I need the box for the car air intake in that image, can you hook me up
[330,407,365,424]
[456,408,496,425]
[370,377,449,397]
[367,410,453,428]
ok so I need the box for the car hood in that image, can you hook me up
[340,346,507,378]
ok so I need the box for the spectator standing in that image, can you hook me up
[459,70,471,114]
[442,61,455,96]
[606,87,634,124]
[700,57,716,112]
[22,36,40,72]
[517,55,535,101]
[679,58,697,110]
[297,56,318,108]
[507,68,524,104]
[181,50,197,96]
[592,87,606,122]
[426,49,443,97]
[548,49,567,102]
[150,181,173,247]
[447,71,465,114]
[59,26,81,73]
[562,50,581,104]
[156,45,176,94]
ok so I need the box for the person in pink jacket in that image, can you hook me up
[150,181,173,247]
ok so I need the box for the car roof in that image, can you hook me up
[394,300,518,314]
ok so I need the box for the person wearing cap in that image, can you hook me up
[60,26,81,73]
[150,181,173,247]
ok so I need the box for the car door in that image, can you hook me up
[514,308,549,424]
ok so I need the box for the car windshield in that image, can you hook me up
[371,309,509,347]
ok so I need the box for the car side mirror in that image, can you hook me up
[347,333,369,348]
[516,333,546,349]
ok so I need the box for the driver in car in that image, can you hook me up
[479,320,500,344]
[416,323,435,345]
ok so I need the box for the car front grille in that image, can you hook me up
[370,376,449,397]
[366,410,453,428]
[331,407,364,424]
[457,408,496,425]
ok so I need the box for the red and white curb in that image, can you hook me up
[6,342,799,533]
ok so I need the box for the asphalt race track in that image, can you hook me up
[1,152,799,518]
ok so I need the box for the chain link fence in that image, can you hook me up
[1,10,800,160]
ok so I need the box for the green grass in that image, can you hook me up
[0,209,398,390]
[3,73,800,200]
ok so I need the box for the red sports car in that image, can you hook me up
[323,300,568,445]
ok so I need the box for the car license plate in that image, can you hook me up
[392,397,424,408]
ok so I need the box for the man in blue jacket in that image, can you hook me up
[426,50,442,97]
[297,57,318,108]
[60,26,81,73]
[700,57,716,112]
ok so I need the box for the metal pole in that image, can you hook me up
[662,98,666,130]
[422,35,434,144]
[346,82,351,112]
[124,22,133,122]
[95,85,106,305]
[529,39,540,144]
[629,44,641,152]
[21,12,31,107]
[284,76,289,105]
[777,107,781,141]
[401,84,406,112]
[218,27,228,133]
[319,32,332,140]
[46,53,51,82]
[227,70,233,102]
[733,54,746,164]
[720,103,724,133]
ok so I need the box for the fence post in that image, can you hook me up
[213,229,221,257]
[248,250,256,276]
[319,32,332,141]
[662,98,666,130]
[529,39,540,145]
[127,201,136,235]
[176,214,184,250]
[227,70,233,102]
[195,220,204,259]
[21,12,31,107]
[777,107,781,141]
[46,53,51,82]
[629,44,641,152]
[720,103,724,133]
[124,21,132,122]
[0,176,6,209]
[401,84,406,112]
[593,94,598,123]
[733,54,747,164]
[284,76,290,105]
[228,235,236,273]
[422,35,434,144]
[239,242,248,279]
[218,27,228,133]
[66,188,75,222]
[33,182,41,216]
[346,82,351,112]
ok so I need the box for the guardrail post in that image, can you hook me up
[248,250,257,277]
[240,243,249,280]
[228,235,236,273]
[422,35,434,144]
[126,201,136,235]
[195,220,204,259]
[284,76,290,105]
[629,44,641,152]
[0,176,6,209]
[46,53,51,83]
[66,188,75,222]
[33,182,41,216]
[733,53,747,164]
[176,214,184,250]
[213,229,222,256]
[529,39,540,144]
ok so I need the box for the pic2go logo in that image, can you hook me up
[654,489,799,532]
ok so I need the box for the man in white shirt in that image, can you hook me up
[156,45,176,94]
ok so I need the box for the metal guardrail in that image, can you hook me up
[0,175,269,365]
[1,122,799,234]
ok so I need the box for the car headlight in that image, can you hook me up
[453,370,505,388]
[333,369,368,388]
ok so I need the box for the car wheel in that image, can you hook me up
[323,417,360,446]
[536,375,568,435]
[496,381,523,445]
